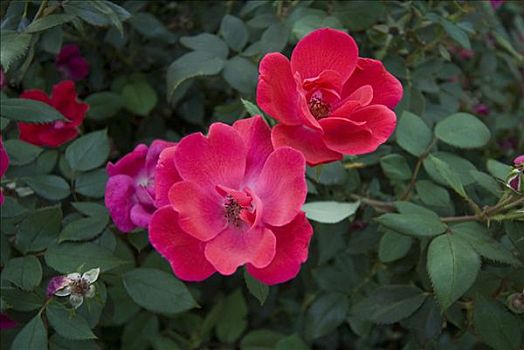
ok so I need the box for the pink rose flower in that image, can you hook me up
[18,80,89,147]
[256,28,403,165]
[0,313,17,329]
[149,116,313,285]
[0,137,9,205]
[490,0,504,10]
[105,140,175,233]
[0,66,5,90]
[56,44,89,81]
[514,155,524,167]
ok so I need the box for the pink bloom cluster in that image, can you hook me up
[104,28,404,285]
[105,140,175,232]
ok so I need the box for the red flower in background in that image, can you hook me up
[105,140,175,233]
[0,137,8,205]
[56,44,89,81]
[0,313,17,329]
[149,116,313,285]
[257,28,403,165]
[18,80,88,147]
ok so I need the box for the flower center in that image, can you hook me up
[308,97,330,119]
[70,278,90,295]
[224,195,244,226]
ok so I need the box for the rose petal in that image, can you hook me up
[155,146,181,207]
[104,174,137,233]
[130,203,153,229]
[290,28,358,82]
[342,58,403,109]
[232,116,273,186]
[254,147,306,226]
[174,123,246,190]
[168,181,226,241]
[149,206,216,281]
[107,144,148,177]
[256,53,304,126]
[50,80,88,125]
[146,140,175,174]
[205,226,276,275]
[321,105,396,155]
[247,212,313,285]
[271,124,342,166]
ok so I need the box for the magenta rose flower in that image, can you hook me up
[491,0,504,10]
[0,137,9,205]
[105,140,175,233]
[256,28,403,165]
[149,116,313,285]
[56,44,89,81]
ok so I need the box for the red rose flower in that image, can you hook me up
[18,80,88,147]
[56,44,89,81]
[257,28,403,165]
[149,116,313,285]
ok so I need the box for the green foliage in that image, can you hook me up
[1,1,523,349]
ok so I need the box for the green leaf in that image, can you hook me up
[49,335,99,350]
[259,23,290,54]
[435,113,490,148]
[424,154,467,198]
[0,30,32,72]
[123,268,197,314]
[487,159,512,181]
[441,19,471,49]
[122,312,159,350]
[400,298,443,341]
[180,33,229,59]
[415,180,452,210]
[380,154,412,180]
[65,130,110,172]
[122,80,158,116]
[46,301,97,340]
[473,295,521,350]
[3,255,42,290]
[216,290,248,343]
[85,92,124,120]
[305,293,348,339]
[24,175,70,201]
[451,222,521,266]
[129,13,175,43]
[240,330,284,350]
[292,15,343,39]
[396,111,432,157]
[427,234,480,310]
[240,98,263,116]
[0,97,66,122]
[243,269,269,305]
[505,221,524,257]
[10,314,47,350]
[71,202,108,219]
[4,139,43,165]
[376,212,446,238]
[1,288,45,311]
[223,56,258,94]
[424,152,477,186]
[275,334,310,350]
[16,206,62,253]
[351,285,427,324]
[59,217,108,242]
[378,231,413,263]
[220,15,248,51]
[302,201,360,224]
[45,242,122,273]
[167,51,225,101]
[25,14,76,33]
[74,169,107,198]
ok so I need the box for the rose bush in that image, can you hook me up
[1,1,523,350]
